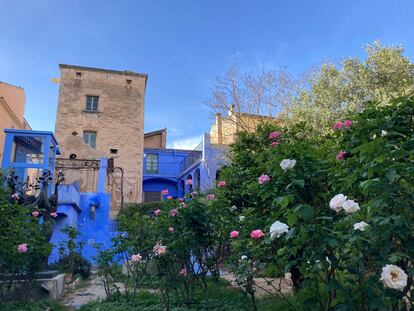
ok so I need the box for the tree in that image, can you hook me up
[206,42,414,137]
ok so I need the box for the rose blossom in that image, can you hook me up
[179,202,186,208]
[207,194,215,201]
[269,131,281,140]
[336,151,347,160]
[229,230,239,238]
[240,255,248,260]
[269,221,289,239]
[271,141,280,147]
[185,179,193,186]
[380,264,408,291]
[11,193,20,200]
[154,209,161,216]
[230,205,237,212]
[178,197,184,202]
[169,209,178,217]
[17,243,28,253]
[329,194,347,213]
[168,227,174,232]
[50,212,58,218]
[179,268,188,277]
[32,211,39,217]
[167,195,173,200]
[239,216,245,222]
[343,120,353,128]
[333,122,343,129]
[280,159,296,171]
[153,243,167,256]
[342,199,360,214]
[161,189,169,195]
[381,130,388,137]
[217,180,226,187]
[250,229,265,239]
[353,221,368,231]
[191,191,198,196]
[258,174,270,185]
[131,254,142,263]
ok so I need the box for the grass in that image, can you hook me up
[0,299,68,311]
[79,280,298,311]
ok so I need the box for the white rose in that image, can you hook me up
[381,130,388,137]
[342,199,360,214]
[329,194,347,213]
[280,159,296,171]
[230,205,237,212]
[269,221,289,239]
[241,255,248,260]
[380,264,408,291]
[353,221,368,231]
[239,216,245,222]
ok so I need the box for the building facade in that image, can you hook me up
[0,82,30,163]
[54,64,148,214]
[142,133,228,201]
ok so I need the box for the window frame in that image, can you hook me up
[145,153,158,174]
[83,131,97,148]
[85,95,99,112]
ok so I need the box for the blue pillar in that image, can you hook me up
[97,158,107,193]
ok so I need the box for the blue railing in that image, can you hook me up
[179,142,202,173]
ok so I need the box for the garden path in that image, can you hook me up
[61,272,124,310]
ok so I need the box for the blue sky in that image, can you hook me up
[1,0,414,149]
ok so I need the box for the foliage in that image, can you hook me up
[219,95,414,310]
[0,174,52,301]
[0,299,68,311]
[207,41,414,137]
[51,225,91,280]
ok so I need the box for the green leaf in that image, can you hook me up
[275,196,290,209]
[287,213,298,226]
[385,168,396,183]
[294,204,313,221]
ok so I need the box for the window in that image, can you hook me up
[126,79,132,85]
[85,95,99,112]
[110,148,118,155]
[144,191,162,202]
[145,154,158,174]
[83,131,97,148]
[76,72,82,78]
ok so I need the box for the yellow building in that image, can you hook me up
[209,106,278,145]
[0,82,31,163]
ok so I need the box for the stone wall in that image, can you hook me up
[54,64,147,213]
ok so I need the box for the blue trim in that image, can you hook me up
[4,129,59,146]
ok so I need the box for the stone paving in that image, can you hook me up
[61,273,124,309]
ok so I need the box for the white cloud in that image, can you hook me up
[169,136,202,150]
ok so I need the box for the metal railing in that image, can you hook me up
[179,141,203,173]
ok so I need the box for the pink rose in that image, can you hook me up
[161,189,169,195]
[168,227,174,232]
[230,230,239,238]
[269,131,281,140]
[344,120,352,128]
[50,212,58,218]
[250,229,265,239]
[271,141,279,147]
[185,179,193,186]
[17,243,28,253]
[169,209,178,217]
[131,254,142,263]
[154,209,161,216]
[217,181,226,187]
[32,211,39,217]
[333,122,343,130]
[336,151,347,161]
[258,174,270,185]
[191,191,198,196]
[178,198,183,202]
[167,195,173,200]
[153,243,167,256]
[179,268,188,277]
[207,194,215,201]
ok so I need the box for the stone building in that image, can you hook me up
[210,105,278,145]
[54,64,148,214]
[0,82,31,163]
[144,128,167,148]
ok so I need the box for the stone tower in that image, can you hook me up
[55,64,148,214]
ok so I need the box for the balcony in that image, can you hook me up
[179,142,202,173]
